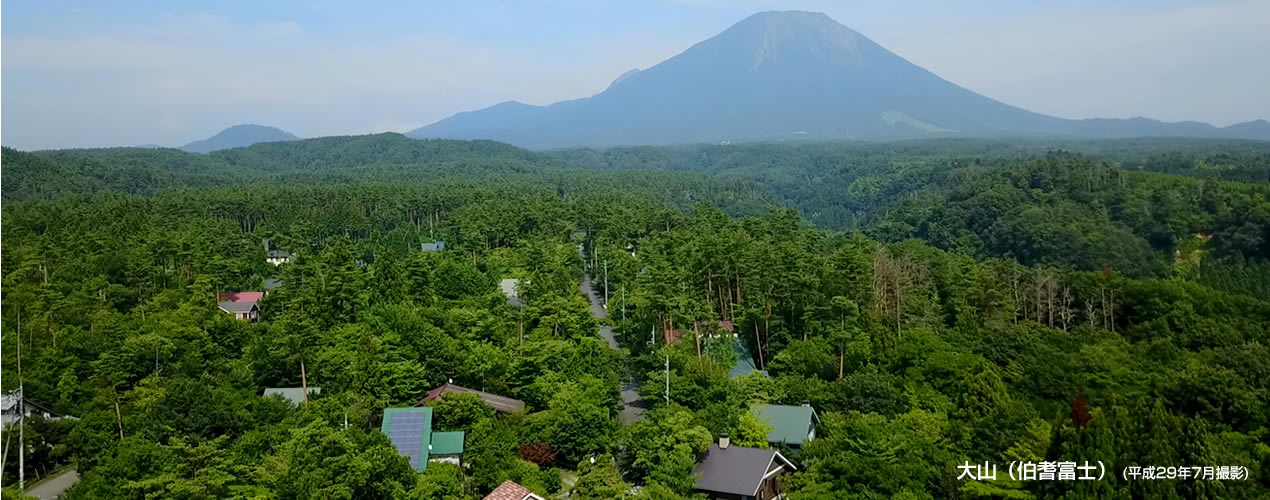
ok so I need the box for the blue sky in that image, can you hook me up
[3,0,1267,149]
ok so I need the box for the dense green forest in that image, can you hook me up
[556,139,1270,298]
[3,137,1269,499]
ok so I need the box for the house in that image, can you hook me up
[500,278,526,307]
[263,239,293,265]
[381,407,465,471]
[266,249,293,266]
[263,387,321,406]
[665,320,735,344]
[750,403,818,451]
[694,435,796,500]
[218,291,263,321]
[417,383,526,413]
[729,338,768,378]
[420,241,446,252]
[662,324,767,378]
[428,430,466,466]
[1,392,75,425]
[484,480,546,500]
[263,278,283,292]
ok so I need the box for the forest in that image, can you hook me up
[2,135,1269,499]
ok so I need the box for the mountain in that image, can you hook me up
[180,124,298,153]
[408,11,1269,148]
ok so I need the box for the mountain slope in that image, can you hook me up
[409,11,1268,147]
[180,124,298,153]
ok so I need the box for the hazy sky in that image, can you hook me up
[3,0,1268,150]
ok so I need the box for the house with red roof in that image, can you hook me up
[484,480,545,500]
[218,291,263,321]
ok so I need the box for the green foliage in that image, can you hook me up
[621,407,712,485]
[255,420,416,499]
[428,393,496,431]
[410,462,473,500]
[732,411,772,449]
[531,384,618,465]
[572,454,631,500]
[4,137,1269,498]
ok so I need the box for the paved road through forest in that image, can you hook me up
[25,468,79,500]
[579,254,647,425]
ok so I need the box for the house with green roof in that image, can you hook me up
[730,338,769,378]
[381,407,466,471]
[262,387,320,406]
[429,430,465,465]
[751,403,819,451]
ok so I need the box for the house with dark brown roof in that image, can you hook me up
[483,480,545,500]
[416,382,526,413]
[694,434,795,500]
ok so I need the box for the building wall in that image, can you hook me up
[756,474,780,500]
[429,455,461,466]
[700,492,746,500]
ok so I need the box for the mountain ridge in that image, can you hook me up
[408,10,1268,147]
[180,124,298,153]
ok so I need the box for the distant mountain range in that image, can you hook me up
[180,124,298,153]
[407,10,1270,148]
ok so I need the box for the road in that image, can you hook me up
[579,260,647,425]
[25,468,79,500]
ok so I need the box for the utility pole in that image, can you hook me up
[664,353,670,405]
[603,260,609,308]
[18,322,25,490]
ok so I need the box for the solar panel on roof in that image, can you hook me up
[383,410,431,469]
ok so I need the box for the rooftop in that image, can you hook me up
[730,338,768,377]
[694,443,794,497]
[218,301,260,314]
[429,431,465,455]
[484,480,544,500]
[263,387,321,406]
[418,383,526,413]
[219,291,264,303]
[382,407,434,471]
[751,403,818,446]
[381,406,472,472]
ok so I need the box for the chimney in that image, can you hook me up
[719,433,730,449]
